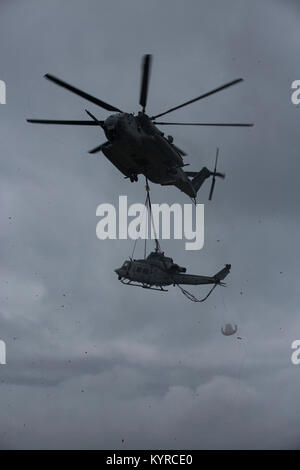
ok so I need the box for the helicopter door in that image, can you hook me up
[141,267,150,282]
[133,265,145,281]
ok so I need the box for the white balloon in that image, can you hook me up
[221,323,238,336]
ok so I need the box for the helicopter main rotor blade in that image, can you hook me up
[153,121,253,127]
[44,74,123,113]
[88,143,106,154]
[151,78,244,119]
[139,54,152,112]
[85,109,105,129]
[27,119,101,125]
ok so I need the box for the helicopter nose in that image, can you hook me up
[103,114,121,141]
[115,267,125,280]
[115,267,125,276]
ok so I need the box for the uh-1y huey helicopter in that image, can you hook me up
[115,243,231,301]
[27,55,253,201]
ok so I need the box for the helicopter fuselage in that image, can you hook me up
[115,253,231,288]
[100,112,199,198]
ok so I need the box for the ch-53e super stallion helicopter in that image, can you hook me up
[27,55,253,200]
[115,246,231,301]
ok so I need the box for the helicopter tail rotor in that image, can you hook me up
[208,147,225,201]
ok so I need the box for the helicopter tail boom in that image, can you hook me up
[172,264,231,286]
[184,148,225,200]
[190,167,211,192]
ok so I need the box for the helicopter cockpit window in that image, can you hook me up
[104,115,119,141]
[123,261,130,268]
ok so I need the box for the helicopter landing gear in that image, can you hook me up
[129,173,138,182]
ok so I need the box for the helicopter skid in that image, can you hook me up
[120,278,168,292]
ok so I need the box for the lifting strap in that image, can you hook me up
[131,177,161,260]
[177,283,218,302]
[145,177,161,255]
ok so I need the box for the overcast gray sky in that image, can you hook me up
[1,0,300,449]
